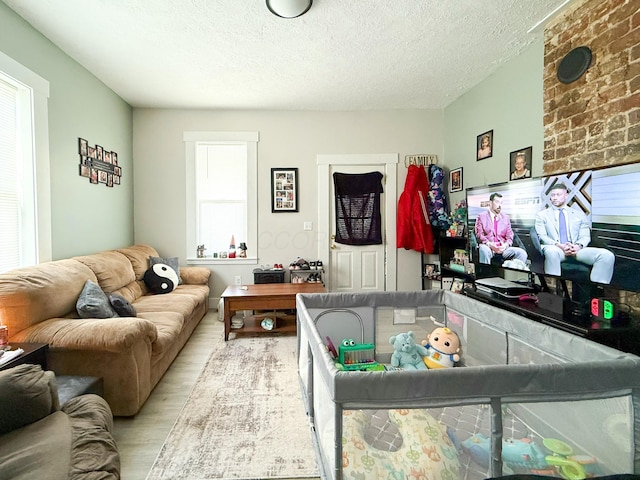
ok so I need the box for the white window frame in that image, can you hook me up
[0,50,51,271]
[184,131,258,265]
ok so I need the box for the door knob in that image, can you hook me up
[331,244,337,249]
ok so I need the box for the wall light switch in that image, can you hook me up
[303,221,313,231]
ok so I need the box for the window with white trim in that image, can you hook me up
[0,52,51,273]
[185,132,258,260]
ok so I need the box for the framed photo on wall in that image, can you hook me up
[510,146,533,181]
[78,138,88,156]
[477,130,493,160]
[451,278,465,293]
[450,167,463,193]
[271,167,299,213]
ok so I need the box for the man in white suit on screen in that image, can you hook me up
[534,183,614,284]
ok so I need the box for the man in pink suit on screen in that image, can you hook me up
[474,192,528,265]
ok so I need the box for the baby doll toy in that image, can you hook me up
[422,327,461,369]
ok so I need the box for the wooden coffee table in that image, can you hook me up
[221,283,325,340]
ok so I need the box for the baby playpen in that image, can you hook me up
[296,289,640,480]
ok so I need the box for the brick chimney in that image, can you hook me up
[543,0,639,175]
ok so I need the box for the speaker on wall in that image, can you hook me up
[557,46,592,84]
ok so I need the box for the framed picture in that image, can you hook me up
[96,145,104,162]
[78,137,88,156]
[451,278,465,294]
[271,167,299,213]
[450,167,463,193]
[424,263,439,278]
[477,130,493,160]
[510,146,533,181]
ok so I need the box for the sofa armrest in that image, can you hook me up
[180,266,211,285]
[9,317,158,353]
[0,364,59,435]
[63,394,120,477]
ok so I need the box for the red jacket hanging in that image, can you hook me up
[397,164,435,253]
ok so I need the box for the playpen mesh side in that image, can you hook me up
[296,291,640,480]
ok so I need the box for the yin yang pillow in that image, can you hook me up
[143,263,179,294]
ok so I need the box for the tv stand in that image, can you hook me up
[464,286,638,354]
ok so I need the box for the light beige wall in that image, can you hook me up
[133,109,443,298]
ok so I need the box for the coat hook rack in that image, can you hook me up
[404,154,438,168]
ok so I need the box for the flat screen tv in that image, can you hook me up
[466,162,640,293]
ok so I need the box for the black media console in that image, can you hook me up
[464,286,640,355]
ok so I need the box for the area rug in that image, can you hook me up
[146,335,319,480]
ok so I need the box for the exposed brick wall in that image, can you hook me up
[543,0,640,175]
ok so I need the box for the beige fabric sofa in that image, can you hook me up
[0,245,210,416]
[0,364,119,480]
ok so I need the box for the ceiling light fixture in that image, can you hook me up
[266,0,312,19]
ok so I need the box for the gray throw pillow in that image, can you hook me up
[149,256,182,284]
[76,280,118,319]
[108,293,137,317]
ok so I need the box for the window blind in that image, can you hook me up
[0,77,20,272]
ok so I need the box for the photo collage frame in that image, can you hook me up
[271,167,299,212]
[77,138,122,187]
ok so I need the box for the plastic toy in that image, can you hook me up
[325,336,338,359]
[389,331,429,370]
[421,327,460,369]
[461,434,598,480]
[337,338,383,371]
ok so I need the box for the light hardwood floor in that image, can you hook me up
[112,311,221,480]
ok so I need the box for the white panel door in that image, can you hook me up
[330,164,385,292]
[317,154,398,293]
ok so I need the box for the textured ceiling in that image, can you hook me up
[2,0,572,110]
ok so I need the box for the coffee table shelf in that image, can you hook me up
[233,313,297,336]
[222,283,325,340]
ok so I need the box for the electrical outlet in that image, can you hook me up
[304,221,313,231]
[234,275,242,286]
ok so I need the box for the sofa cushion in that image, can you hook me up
[108,293,137,317]
[72,251,136,293]
[0,364,58,435]
[116,245,159,280]
[0,411,72,480]
[134,291,199,318]
[136,311,185,356]
[76,280,118,319]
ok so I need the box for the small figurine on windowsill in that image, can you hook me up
[196,244,206,258]
[238,242,247,258]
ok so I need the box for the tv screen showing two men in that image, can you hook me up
[466,163,640,292]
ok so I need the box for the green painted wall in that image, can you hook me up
[444,40,545,206]
[0,3,133,259]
